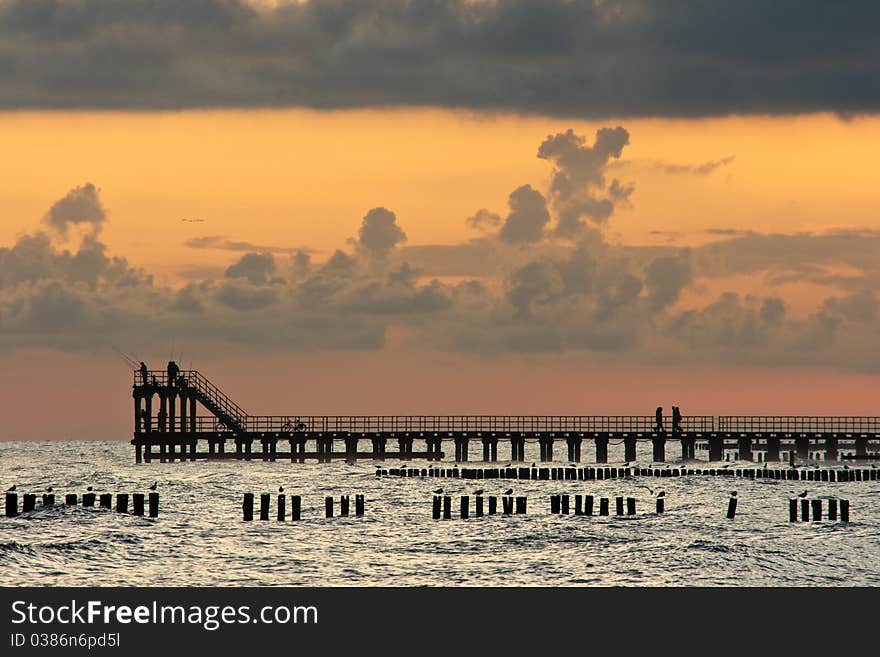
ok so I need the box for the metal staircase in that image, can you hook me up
[177,371,248,434]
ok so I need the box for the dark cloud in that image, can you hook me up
[1,1,878,117]
[224,252,276,285]
[644,252,692,311]
[184,235,312,255]
[466,209,502,232]
[43,182,106,239]
[498,185,550,243]
[357,207,406,257]
[658,155,736,175]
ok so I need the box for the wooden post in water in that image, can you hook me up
[355,494,364,516]
[443,495,452,519]
[475,496,484,517]
[42,494,55,507]
[99,493,112,509]
[65,493,78,505]
[243,493,254,521]
[460,495,470,519]
[515,496,527,514]
[277,494,286,521]
[840,499,850,522]
[726,495,737,519]
[325,496,334,518]
[561,495,570,515]
[82,493,96,507]
[5,493,18,517]
[22,494,36,513]
[800,498,809,521]
[626,497,636,515]
[148,492,159,518]
[259,493,270,521]
[656,497,664,514]
[811,499,822,521]
[502,496,513,515]
[291,495,301,521]
[827,498,838,521]
[116,493,129,514]
[488,496,497,515]
[550,495,560,514]
[132,493,145,516]
[432,496,441,519]
[340,495,350,517]
[615,496,624,516]
[598,497,609,516]
[789,499,797,522]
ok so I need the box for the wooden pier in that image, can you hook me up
[131,367,880,465]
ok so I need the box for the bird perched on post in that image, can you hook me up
[503,488,513,496]
[433,488,444,494]
[149,481,158,491]
[473,489,484,496]
[7,485,16,492]
[46,486,53,492]
[730,491,737,497]
[278,486,284,493]
[657,491,666,498]
[797,490,808,498]
[86,486,92,492]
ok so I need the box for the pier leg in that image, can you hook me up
[539,436,554,462]
[855,437,868,459]
[135,443,143,464]
[652,435,666,462]
[454,436,469,462]
[738,436,753,461]
[766,436,780,462]
[482,438,491,462]
[624,436,637,463]
[511,436,525,462]
[345,436,359,462]
[595,436,609,464]
[709,436,723,462]
[680,436,695,461]
[825,436,838,461]
[567,436,582,463]
[796,436,809,460]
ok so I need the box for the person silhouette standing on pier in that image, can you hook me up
[167,360,179,387]
[655,406,665,433]
[672,406,682,434]
[139,361,149,385]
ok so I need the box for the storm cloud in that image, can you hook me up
[0,1,878,117]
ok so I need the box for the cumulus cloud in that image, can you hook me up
[224,252,276,285]
[1,1,878,117]
[537,128,633,237]
[498,185,550,243]
[357,207,407,258]
[185,235,312,255]
[466,209,502,232]
[43,183,106,239]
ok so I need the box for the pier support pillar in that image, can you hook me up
[539,435,554,462]
[708,435,723,462]
[158,392,168,433]
[345,436,359,461]
[595,436,609,464]
[510,436,525,462]
[795,436,810,460]
[737,435,753,461]
[179,392,187,436]
[289,435,305,463]
[135,442,143,464]
[317,436,334,463]
[624,436,637,463]
[566,436,582,463]
[189,395,196,433]
[168,393,176,434]
[855,436,868,459]
[371,435,387,461]
[652,435,666,462]
[766,436,780,462]
[680,436,695,461]
[425,436,442,461]
[397,436,414,460]
[481,437,498,462]
[454,436,470,462]
[144,394,153,432]
[825,436,838,461]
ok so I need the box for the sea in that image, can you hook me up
[1,440,878,586]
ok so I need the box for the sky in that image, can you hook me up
[2,0,880,439]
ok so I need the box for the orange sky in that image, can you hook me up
[3,109,880,438]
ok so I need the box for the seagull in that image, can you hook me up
[278,485,284,493]
[531,463,536,468]
[843,464,849,470]
[503,488,513,495]
[433,488,444,494]
[473,489,484,496]
[657,491,666,498]
[730,491,737,497]
[86,486,93,492]
[149,481,158,491]
[797,490,808,498]
[46,486,53,492]
[7,485,15,492]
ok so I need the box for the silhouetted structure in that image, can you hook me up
[672,406,682,434]
[130,367,880,465]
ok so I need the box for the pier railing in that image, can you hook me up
[717,416,880,433]
[237,415,716,434]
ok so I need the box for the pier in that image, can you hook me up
[131,367,880,465]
